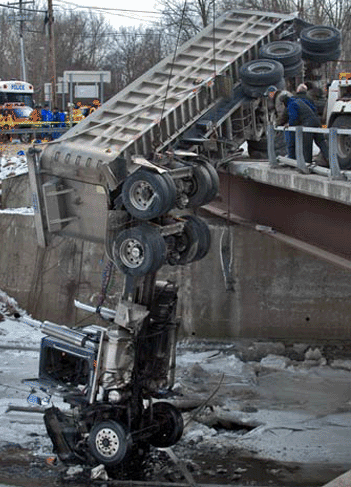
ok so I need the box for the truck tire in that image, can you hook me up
[186,164,214,207]
[239,59,284,86]
[283,60,303,78]
[259,41,302,66]
[122,168,176,220]
[88,420,131,466]
[247,148,267,159]
[241,79,285,98]
[146,402,183,448]
[300,26,341,53]
[331,116,351,170]
[113,224,167,276]
[302,47,341,63]
[177,214,211,264]
[200,161,219,202]
[161,171,178,212]
[248,132,287,158]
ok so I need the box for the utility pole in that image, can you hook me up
[47,0,56,107]
[19,0,26,81]
[8,0,33,81]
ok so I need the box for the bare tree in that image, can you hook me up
[0,8,23,80]
[158,0,215,43]
[103,26,166,94]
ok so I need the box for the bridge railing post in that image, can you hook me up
[295,126,309,174]
[329,127,344,180]
[267,123,278,167]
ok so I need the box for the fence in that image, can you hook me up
[0,120,78,141]
[267,124,351,181]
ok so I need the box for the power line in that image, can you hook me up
[1,0,171,32]
[56,0,162,15]
[54,0,162,23]
[1,0,167,26]
[0,2,45,12]
[24,28,170,37]
[52,4,162,25]
[0,0,163,25]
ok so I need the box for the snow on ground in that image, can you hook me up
[0,315,49,452]
[0,207,33,215]
[0,142,28,182]
[1,290,351,471]
[0,292,68,456]
[0,154,27,181]
[172,341,351,467]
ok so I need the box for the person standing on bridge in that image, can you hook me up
[294,83,317,112]
[279,92,329,166]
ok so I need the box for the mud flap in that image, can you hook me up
[44,406,78,463]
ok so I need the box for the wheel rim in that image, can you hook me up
[309,28,332,41]
[248,63,273,75]
[95,427,121,458]
[120,238,144,268]
[266,44,294,56]
[187,176,199,197]
[129,180,156,211]
[338,134,351,159]
[149,402,183,447]
[272,47,290,54]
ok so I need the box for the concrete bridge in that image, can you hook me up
[3,133,351,341]
[205,124,351,271]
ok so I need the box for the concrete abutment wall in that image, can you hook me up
[1,210,351,340]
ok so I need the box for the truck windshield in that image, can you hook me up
[13,107,33,118]
[0,93,34,107]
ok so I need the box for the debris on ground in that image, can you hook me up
[1,292,351,485]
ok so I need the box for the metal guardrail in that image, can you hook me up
[0,126,69,136]
[0,122,80,141]
[267,123,351,181]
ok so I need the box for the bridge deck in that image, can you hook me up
[206,159,351,267]
[227,158,351,207]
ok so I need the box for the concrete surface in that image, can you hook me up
[230,159,351,207]
[1,173,31,209]
[2,209,351,339]
[322,469,351,486]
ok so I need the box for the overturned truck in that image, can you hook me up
[27,9,341,471]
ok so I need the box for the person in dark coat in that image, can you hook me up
[276,85,317,126]
[294,83,317,112]
[305,80,326,119]
[279,93,328,166]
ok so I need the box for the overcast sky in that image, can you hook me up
[55,0,163,30]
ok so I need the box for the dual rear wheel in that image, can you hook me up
[113,215,211,276]
[121,163,218,220]
[88,402,183,466]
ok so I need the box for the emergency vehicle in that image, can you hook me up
[0,80,34,107]
[0,102,34,141]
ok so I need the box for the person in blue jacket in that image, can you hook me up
[294,83,317,112]
[279,92,328,166]
[52,107,60,139]
[58,108,66,130]
[41,104,53,139]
